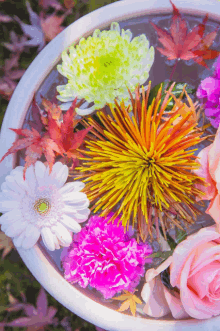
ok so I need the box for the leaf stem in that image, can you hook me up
[169,59,178,82]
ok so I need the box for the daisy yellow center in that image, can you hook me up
[34,199,50,215]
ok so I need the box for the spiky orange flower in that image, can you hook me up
[76,83,205,241]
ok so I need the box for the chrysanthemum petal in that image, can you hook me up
[57,23,154,114]
[60,214,81,233]
[41,227,56,251]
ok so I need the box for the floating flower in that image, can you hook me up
[61,214,152,299]
[0,161,90,251]
[142,225,220,320]
[197,56,220,128]
[56,22,154,115]
[76,83,205,241]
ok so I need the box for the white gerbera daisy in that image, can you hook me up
[0,161,90,251]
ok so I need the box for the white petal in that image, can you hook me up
[50,163,69,188]
[1,224,7,232]
[25,165,37,193]
[59,181,85,195]
[10,166,24,176]
[1,182,8,191]
[5,221,27,237]
[62,192,88,203]
[62,205,90,221]
[0,200,20,212]
[22,225,40,249]
[52,234,61,250]
[35,161,46,187]
[13,231,26,248]
[11,171,29,192]
[0,209,23,225]
[70,200,90,210]
[60,214,81,233]
[41,227,56,251]
[1,190,22,201]
[4,175,24,194]
[51,223,72,246]
[74,208,90,222]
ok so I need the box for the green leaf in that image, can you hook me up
[175,227,187,244]
[148,81,196,111]
[148,250,173,260]
[166,232,177,250]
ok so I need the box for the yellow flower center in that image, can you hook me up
[34,199,50,215]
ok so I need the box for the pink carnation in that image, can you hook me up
[61,214,153,299]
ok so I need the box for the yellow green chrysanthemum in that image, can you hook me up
[76,83,205,241]
[57,22,154,115]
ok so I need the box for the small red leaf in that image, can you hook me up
[151,1,220,66]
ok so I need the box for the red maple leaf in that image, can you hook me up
[0,127,62,178]
[48,99,92,168]
[150,1,220,68]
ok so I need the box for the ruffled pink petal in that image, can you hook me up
[170,226,220,287]
[180,251,220,319]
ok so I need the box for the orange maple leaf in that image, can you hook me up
[113,291,142,317]
[48,99,92,168]
[151,1,219,68]
[0,128,62,178]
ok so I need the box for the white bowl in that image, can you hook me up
[1,0,220,330]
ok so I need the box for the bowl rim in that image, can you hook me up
[1,0,220,330]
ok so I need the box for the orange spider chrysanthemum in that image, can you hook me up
[76,83,205,241]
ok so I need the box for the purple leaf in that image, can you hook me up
[47,306,58,319]
[3,31,28,54]
[23,304,38,317]
[6,317,33,327]
[3,288,57,330]
[14,1,45,52]
[26,1,41,27]
[36,288,48,317]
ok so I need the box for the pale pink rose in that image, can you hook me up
[142,226,220,319]
[195,125,220,227]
